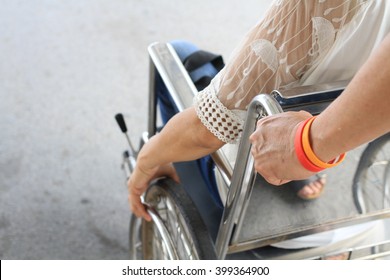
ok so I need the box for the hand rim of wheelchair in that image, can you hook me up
[129,179,217,260]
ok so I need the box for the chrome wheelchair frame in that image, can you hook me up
[117,42,390,260]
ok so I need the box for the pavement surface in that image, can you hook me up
[0,0,268,259]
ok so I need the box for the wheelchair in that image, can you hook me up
[116,42,390,260]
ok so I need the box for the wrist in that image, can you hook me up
[137,141,159,175]
[295,116,345,172]
[309,116,344,163]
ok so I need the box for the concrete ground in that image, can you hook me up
[0,0,268,259]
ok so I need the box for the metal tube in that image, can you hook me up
[148,58,158,137]
[145,206,179,260]
[383,161,390,209]
[148,42,197,111]
[215,94,283,259]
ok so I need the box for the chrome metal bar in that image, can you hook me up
[215,94,283,259]
[126,136,136,158]
[211,151,233,182]
[384,162,390,209]
[145,205,179,260]
[272,80,348,99]
[122,150,136,177]
[148,42,197,111]
[148,58,158,137]
[347,240,390,260]
[271,80,348,115]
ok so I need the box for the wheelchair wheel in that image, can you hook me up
[140,179,217,260]
[352,133,390,214]
[129,213,143,259]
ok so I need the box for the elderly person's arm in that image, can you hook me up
[250,34,390,185]
[128,108,224,221]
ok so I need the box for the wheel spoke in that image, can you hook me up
[354,135,390,213]
[141,183,207,259]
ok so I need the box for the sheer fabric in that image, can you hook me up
[194,0,389,144]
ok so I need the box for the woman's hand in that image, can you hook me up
[126,107,224,221]
[249,111,315,185]
[127,162,180,221]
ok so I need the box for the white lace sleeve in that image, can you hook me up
[194,74,244,144]
[194,0,368,143]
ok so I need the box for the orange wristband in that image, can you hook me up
[294,118,325,172]
[302,116,346,169]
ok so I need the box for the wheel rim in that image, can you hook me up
[129,214,143,259]
[143,186,201,260]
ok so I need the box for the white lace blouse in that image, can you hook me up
[194,0,390,144]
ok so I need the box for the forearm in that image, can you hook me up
[128,105,224,221]
[311,34,390,162]
[137,107,224,171]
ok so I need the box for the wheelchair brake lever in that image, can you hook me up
[116,113,138,179]
[115,113,137,156]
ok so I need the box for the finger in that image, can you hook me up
[298,110,313,118]
[249,129,260,143]
[171,170,180,183]
[138,203,152,222]
[129,195,152,222]
[265,177,280,185]
[132,203,152,222]
[141,208,152,222]
[250,144,262,158]
[278,179,291,185]
[161,164,180,183]
[256,115,270,127]
[264,176,290,186]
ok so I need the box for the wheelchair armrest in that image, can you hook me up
[148,42,198,111]
[271,80,348,114]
